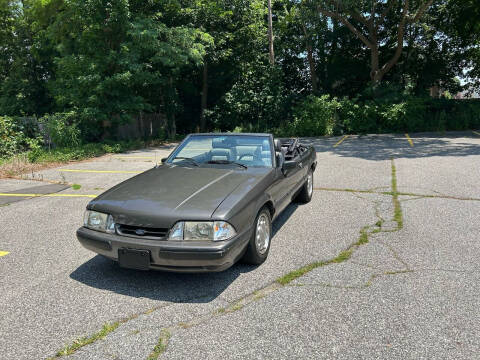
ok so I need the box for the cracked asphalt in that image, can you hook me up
[0,132,479,359]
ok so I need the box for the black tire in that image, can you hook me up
[242,207,272,265]
[296,169,313,203]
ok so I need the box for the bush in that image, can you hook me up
[209,64,288,132]
[280,95,340,136]
[40,112,81,148]
[26,140,144,163]
[0,116,42,157]
[278,95,480,136]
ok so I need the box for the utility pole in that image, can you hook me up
[267,0,274,65]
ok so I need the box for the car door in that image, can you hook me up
[279,156,304,202]
[269,156,297,215]
[284,157,304,196]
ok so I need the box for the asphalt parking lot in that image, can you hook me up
[1,132,479,359]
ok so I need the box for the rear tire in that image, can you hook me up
[242,207,272,265]
[296,169,313,203]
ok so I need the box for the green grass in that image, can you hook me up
[27,141,145,164]
[390,159,404,229]
[277,160,406,286]
[71,184,81,190]
[230,302,244,312]
[315,187,375,194]
[276,260,327,285]
[276,247,358,285]
[52,322,120,358]
[357,227,370,244]
[147,330,171,360]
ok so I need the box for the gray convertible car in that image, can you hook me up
[77,133,316,272]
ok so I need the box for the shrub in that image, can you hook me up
[280,95,341,137]
[40,112,81,148]
[26,139,144,163]
[0,116,42,157]
[276,95,480,137]
[209,64,288,132]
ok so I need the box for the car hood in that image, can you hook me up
[88,165,267,228]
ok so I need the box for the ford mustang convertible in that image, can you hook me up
[77,133,316,272]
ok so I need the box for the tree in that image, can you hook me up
[186,0,233,131]
[49,0,210,139]
[0,0,57,116]
[316,0,434,83]
[127,15,211,138]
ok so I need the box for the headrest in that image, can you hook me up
[262,139,270,151]
[212,137,233,148]
[210,148,233,161]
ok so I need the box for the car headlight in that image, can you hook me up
[168,221,236,241]
[83,210,115,233]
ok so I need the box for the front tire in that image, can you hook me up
[242,207,272,265]
[296,169,313,203]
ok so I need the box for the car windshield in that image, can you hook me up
[168,135,273,168]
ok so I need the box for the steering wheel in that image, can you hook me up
[238,153,255,160]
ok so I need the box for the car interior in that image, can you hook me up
[206,137,273,167]
[173,136,309,168]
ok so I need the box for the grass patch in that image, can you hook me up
[276,260,327,285]
[71,184,81,190]
[276,232,367,285]
[390,159,404,229]
[147,329,171,360]
[230,302,244,312]
[332,249,353,263]
[314,187,375,194]
[52,322,120,358]
[357,228,370,245]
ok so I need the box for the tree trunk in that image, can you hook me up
[139,111,144,139]
[318,0,433,85]
[306,43,318,93]
[200,60,208,132]
[370,45,380,83]
[170,115,176,139]
[267,0,274,65]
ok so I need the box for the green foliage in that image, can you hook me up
[40,112,81,148]
[0,0,479,140]
[280,95,340,136]
[209,63,287,132]
[275,95,480,136]
[0,116,42,157]
[26,140,144,164]
[0,116,26,157]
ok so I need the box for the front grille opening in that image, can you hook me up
[116,224,169,240]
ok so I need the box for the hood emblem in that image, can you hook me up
[135,229,146,236]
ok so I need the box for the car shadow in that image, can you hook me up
[300,132,480,161]
[70,202,299,303]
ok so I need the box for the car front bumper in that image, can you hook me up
[76,226,252,272]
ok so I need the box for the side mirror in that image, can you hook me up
[161,157,167,163]
[276,151,285,169]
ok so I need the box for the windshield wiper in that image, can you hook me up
[172,157,199,166]
[207,160,248,169]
